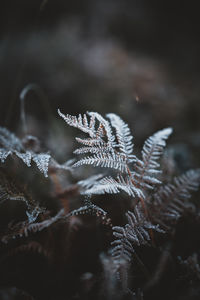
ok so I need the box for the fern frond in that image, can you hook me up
[78,174,104,189]
[68,199,112,226]
[111,235,135,272]
[58,110,136,177]
[0,126,51,177]
[87,111,115,145]
[111,205,162,276]
[75,137,105,147]
[0,149,11,163]
[74,145,110,155]
[82,175,144,198]
[134,128,173,190]
[58,111,175,199]
[32,153,51,177]
[58,109,96,138]
[113,206,162,248]
[24,209,65,235]
[106,113,134,160]
[0,170,45,224]
[73,152,128,173]
[15,151,32,166]
[151,169,200,227]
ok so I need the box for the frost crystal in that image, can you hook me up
[0,126,51,177]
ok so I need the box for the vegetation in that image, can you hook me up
[0,108,200,300]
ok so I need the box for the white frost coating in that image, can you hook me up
[134,127,173,190]
[0,126,51,177]
[106,113,134,158]
[58,110,174,198]
[32,153,51,177]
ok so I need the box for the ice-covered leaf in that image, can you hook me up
[15,151,32,166]
[58,109,96,138]
[111,205,163,276]
[0,126,51,177]
[106,113,134,160]
[150,169,200,228]
[134,128,173,190]
[0,148,11,163]
[32,153,51,177]
[82,175,144,198]
[73,152,129,173]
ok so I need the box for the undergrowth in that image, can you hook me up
[0,103,200,300]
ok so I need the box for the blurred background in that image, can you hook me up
[0,2,200,299]
[0,0,200,166]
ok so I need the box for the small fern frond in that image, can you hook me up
[110,233,135,269]
[58,110,134,176]
[111,205,162,276]
[75,137,105,147]
[134,128,173,190]
[82,175,144,198]
[74,145,110,155]
[0,127,51,177]
[68,199,112,226]
[73,152,128,173]
[87,111,115,145]
[58,109,96,138]
[32,153,51,177]
[78,174,104,190]
[0,170,45,224]
[0,149,11,163]
[106,113,134,159]
[113,206,162,248]
[151,169,200,227]
[15,151,32,166]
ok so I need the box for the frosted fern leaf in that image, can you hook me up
[106,113,135,161]
[58,109,96,138]
[111,205,162,275]
[58,110,132,165]
[110,235,135,277]
[58,110,142,198]
[32,153,51,177]
[82,175,144,198]
[113,205,162,248]
[0,126,51,177]
[78,174,104,190]
[87,111,115,145]
[58,110,174,198]
[0,149,11,163]
[150,169,200,228]
[1,199,111,243]
[0,170,44,224]
[73,152,129,173]
[68,198,112,225]
[134,127,173,190]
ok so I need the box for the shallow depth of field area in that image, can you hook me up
[0,1,200,300]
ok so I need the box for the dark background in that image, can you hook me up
[0,2,200,299]
[0,0,200,163]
